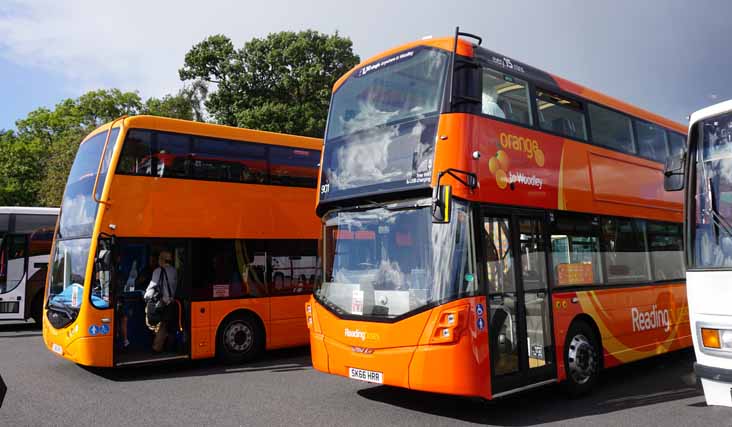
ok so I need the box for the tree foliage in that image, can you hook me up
[180,30,360,137]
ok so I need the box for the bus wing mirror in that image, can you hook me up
[663,154,685,192]
[432,185,453,223]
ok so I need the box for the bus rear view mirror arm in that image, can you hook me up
[432,168,477,223]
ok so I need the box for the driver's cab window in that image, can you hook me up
[91,239,113,308]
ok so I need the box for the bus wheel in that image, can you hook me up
[30,294,44,328]
[217,313,263,364]
[562,321,600,397]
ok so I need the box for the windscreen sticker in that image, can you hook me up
[71,286,79,308]
[355,49,418,78]
[351,290,364,315]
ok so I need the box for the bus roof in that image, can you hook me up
[334,36,685,134]
[689,99,732,126]
[83,116,322,151]
[0,207,59,215]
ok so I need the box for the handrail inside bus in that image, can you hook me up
[92,115,127,205]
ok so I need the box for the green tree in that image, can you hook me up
[180,30,360,137]
[142,84,208,122]
[0,130,45,206]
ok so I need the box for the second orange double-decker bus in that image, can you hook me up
[307,30,691,398]
[43,116,321,367]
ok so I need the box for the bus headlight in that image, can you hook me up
[701,327,732,350]
[722,330,732,348]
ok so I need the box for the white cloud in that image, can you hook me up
[0,0,728,125]
[0,0,350,98]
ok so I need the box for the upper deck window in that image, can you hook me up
[536,90,587,140]
[59,128,119,239]
[319,47,448,202]
[667,132,686,158]
[326,47,448,140]
[117,129,318,188]
[588,104,635,154]
[192,137,268,184]
[481,68,532,126]
[634,119,668,163]
[270,146,319,188]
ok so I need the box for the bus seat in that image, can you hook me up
[552,118,577,137]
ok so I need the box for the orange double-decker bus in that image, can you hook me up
[307,30,691,398]
[43,116,321,367]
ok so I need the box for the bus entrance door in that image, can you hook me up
[483,212,556,397]
[0,234,28,321]
[114,240,190,367]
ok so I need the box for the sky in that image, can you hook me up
[0,0,730,130]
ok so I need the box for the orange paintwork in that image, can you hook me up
[312,37,690,399]
[431,113,682,222]
[43,116,321,367]
[308,296,492,399]
[553,284,691,377]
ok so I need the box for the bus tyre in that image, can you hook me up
[217,313,264,364]
[562,321,600,397]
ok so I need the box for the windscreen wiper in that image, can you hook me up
[707,178,732,240]
[47,301,76,319]
[384,201,429,212]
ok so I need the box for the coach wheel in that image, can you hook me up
[217,313,264,364]
[563,321,600,396]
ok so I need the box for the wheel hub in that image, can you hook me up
[567,333,596,384]
[225,321,253,352]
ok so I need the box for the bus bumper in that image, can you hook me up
[695,363,732,407]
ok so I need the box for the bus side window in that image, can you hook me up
[601,218,651,284]
[481,67,532,126]
[634,120,668,163]
[269,147,319,188]
[117,129,154,176]
[0,235,27,294]
[193,137,268,184]
[268,239,318,295]
[647,221,684,281]
[535,89,587,140]
[156,133,191,178]
[550,214,603,287]
[588,103,636,154]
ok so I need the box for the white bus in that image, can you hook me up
[0,207,58,324]
[666,100,732,406]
